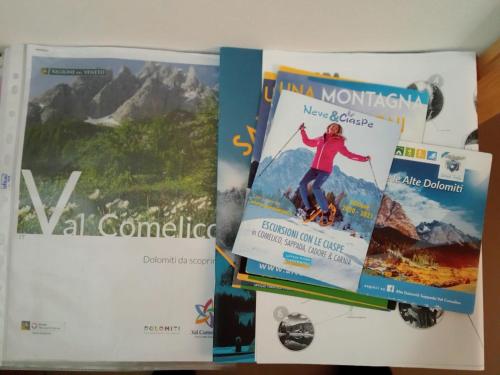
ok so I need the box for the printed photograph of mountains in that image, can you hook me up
[364,194,481,292]
[364,160,486,293]
[18,57,219,237]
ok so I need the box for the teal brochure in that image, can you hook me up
[213,47,261,363]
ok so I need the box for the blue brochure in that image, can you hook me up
[359,141,491,314]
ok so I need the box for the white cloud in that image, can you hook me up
[386,178,480,237]
[217,160,248,191]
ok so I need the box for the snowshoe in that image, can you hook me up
[303,206,321,223]
[319,204,336,227]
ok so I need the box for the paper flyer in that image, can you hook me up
[359,141,491,313]
[233,91,400,290]
[255,268,484,369]
[1,44,219,362]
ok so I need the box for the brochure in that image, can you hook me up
[246,140,491,314]
[245,67,425,293]
[263,51,478,149]
[233,91,400,290]
[252,51,484,369]
[262,67,429,149]
[235,258,395,311]
[248,72,276,189]
[242,72,399,311]
[0,44,219,363]
[213,47,262,363]
[359,141,491,313]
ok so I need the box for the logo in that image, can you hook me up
[438,152,466,182]
[143,324,180,334]
[20,320,64,334]
[195,299,214,328]
[445,158,460,172]
[416,149,427,159]
[397,147,438,162]
[427,151,437,160]
[404,147,415,157]
[386,285,395,293]
[303,105,374,128]
[41,67,109,76]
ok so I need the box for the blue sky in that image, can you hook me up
[29,56,219,99]
[386,158,489,238]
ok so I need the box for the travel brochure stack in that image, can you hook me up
[214,48,489,368]
[0,45,491,370]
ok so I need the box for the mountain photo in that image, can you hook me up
[251,148,381,238]
[18,57,219,237]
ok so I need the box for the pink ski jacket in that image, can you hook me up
[301,128,368,173]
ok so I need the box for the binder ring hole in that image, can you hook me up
[13,73,19,79]
[11,85,18,95]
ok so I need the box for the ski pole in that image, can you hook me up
[257,126,302,178]
[368,159,381,192]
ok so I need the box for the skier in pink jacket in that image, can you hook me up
[298,123,370,226]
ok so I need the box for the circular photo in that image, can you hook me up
[407,79,444,121]
[398,303,444,329]
[278,313,314,351]
[273,306,289,322]
[465,129,478,149]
